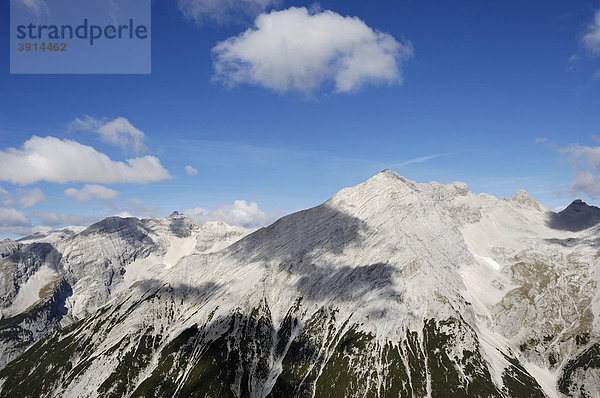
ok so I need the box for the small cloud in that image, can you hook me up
[535,137,557,149]
[64,184,119,203]
[567,54,579,71]
[184,165,198,176]
[582,10,600,55]
[31,211,98,227]
[178,0,279,25]
[212,7,413,95]
[12,0,47,15]
[70,115,146,153]
[114,211,135,218]
[185,200,279,228]
[560,143,600,197]
[17,187,46,208]
[391,153,447,168]
[0,136,170,185]
[0,208,30,228]
[0,186,15,207]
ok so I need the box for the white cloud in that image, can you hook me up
[569,170,600,197]
[583,10,600,55]
[31,211,98,227]
[64,184,119,203]
[184,165,198,175]
[178,0,278,25]
[535,137,557,149]
[391,153,447,168]
[12,0,47,15]
[212,7,413,95]
[0,187,15,207]
[0,208,30,227]
[17,188,46,208]
[70,116,146,153]
[561,144,600,197]
[185,200,278,228]
[114,211,135,218]
[0,136,171,185]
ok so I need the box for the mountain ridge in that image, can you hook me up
[0,170,598,397]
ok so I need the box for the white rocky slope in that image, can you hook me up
[0,213,252,368]
[0,170,598,398]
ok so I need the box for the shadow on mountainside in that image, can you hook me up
[135,278,224,304]
[295,262,401,303]
[214,203,403,306]
[226,203,370,262]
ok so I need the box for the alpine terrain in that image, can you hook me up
[0,170,599,397]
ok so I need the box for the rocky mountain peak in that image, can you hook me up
[547,198,600,231]
[509,189,542,210]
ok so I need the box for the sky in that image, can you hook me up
[1,0,600,238]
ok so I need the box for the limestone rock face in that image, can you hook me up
[0,170,598,397]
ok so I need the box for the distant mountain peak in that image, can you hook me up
[509,189,542,210]
[560,198,599,214]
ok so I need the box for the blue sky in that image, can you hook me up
[1,0,600,237]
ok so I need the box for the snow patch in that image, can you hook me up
[523,361,558,398]
[2,265,59,317]
[474,255,501,270]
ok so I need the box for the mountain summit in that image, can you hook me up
[0,171,598,397]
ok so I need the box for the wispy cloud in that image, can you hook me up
[17,187,46,208]
[178,0,279,25]
[0,186,15,207]
[12,0,47,16]
[390,153,449,168]
[534,137,557,149]
[583,10,600,55]
[64,184,119,203]
[70,115,147,153]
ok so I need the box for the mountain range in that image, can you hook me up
[0,170,599,397]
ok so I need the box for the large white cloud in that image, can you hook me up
[185,200,278,228]
[70,116,146,153]
[64,184,119,203]
[178,0,278,25]
[212,7,413,95]
[0,136,171,185]
[561,144,600,197]
[583,10,600,55]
